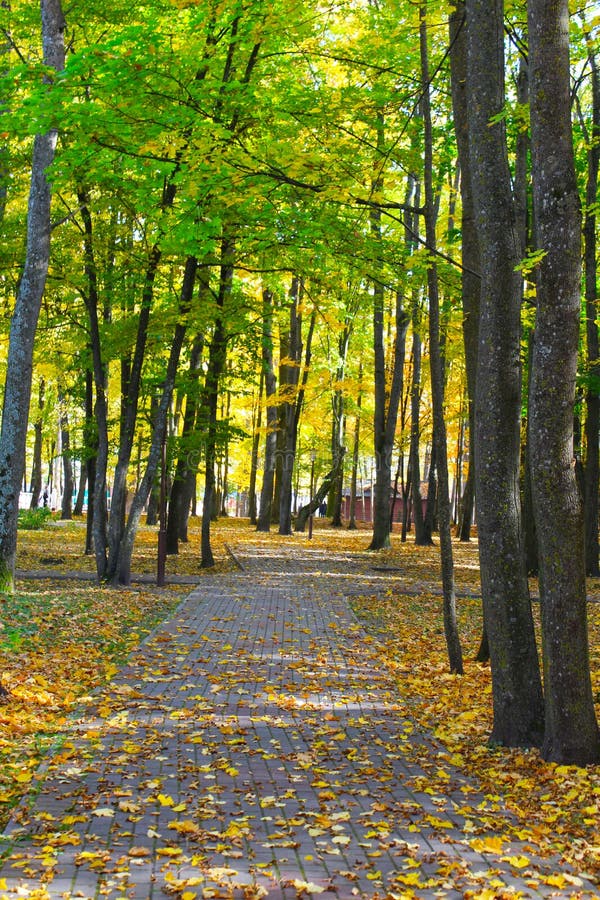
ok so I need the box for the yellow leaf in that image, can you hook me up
[502,855,530,869]
[470,835,504,853]
[292,880,325,894]
[366,870,382,881]
[543,874,567,888]
[15,771,33,783]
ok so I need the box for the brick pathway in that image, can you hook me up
[0,541,594,898]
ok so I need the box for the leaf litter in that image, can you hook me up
[0,518,598,898]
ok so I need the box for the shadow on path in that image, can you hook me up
[0,542,593,899]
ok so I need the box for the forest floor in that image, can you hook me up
[1,516,600,897]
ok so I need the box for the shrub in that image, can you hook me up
[17,507,53,530]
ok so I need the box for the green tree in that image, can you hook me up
[0,0,65,592]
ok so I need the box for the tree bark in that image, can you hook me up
[295,453,345,532]
[583,42,600,577]
[77,188,109,575]
[329,320,352,526]
[29,378,45,510]
[106,242,163,580]
[278,278,303,535]
[248,369,263,525]
[368,114,410,551]
[114,255,197,584]
[0,0,65,591]
[59,393,73,520]
[166,333,204,553]
[347,366,362,530]
[449,1,480,543]
[466,0,544,746]
[278,283,316,536]
[257,288,278,532]
[421,4,463,674]
[528,0,600,764]
[201,238,234,568]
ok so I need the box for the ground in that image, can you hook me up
[0,515,599,897]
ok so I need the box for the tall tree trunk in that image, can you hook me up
[201,238,234,568]
[29,378,45,509]
[0,0,65,591]
[584,44,600,577]
[219,390,231,516]
[278,281,316,536]
[73,462,86,517]
[166,333,204,553]
[257,288,278,532]
[248,369,263,525]
[278,277,303,535]
[422,444,436,544]
[421,5,463,675]
[330,320,352,526]
[106,242,163,580]
[368,115,410,550]
[347,366,363,530]
[450,1,480,543]
[409,294,428,546]
[77,188,110,576]
[115,255,197,585]
[466,0,544,746]
[528,0,600,765]
[59,393,73,520]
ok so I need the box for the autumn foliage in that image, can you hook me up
[1,518,600,894]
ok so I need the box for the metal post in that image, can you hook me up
[157,431,167,586]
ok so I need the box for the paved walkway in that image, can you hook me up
[0,542,594,898]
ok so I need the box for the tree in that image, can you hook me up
[0,0,65,591]
[420,2,463,675]
[581,27,600,577]
[465,0,544,746]
[528,0,600,765]
[257,287,279,533]
[449,0,480,543]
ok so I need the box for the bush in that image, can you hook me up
[18,506,53,530]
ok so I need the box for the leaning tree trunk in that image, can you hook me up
[528,0,600,765]
[466,0,544,746]
[295,452,346,532]
[0,0,65,592]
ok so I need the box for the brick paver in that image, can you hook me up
[0,541,594,898]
